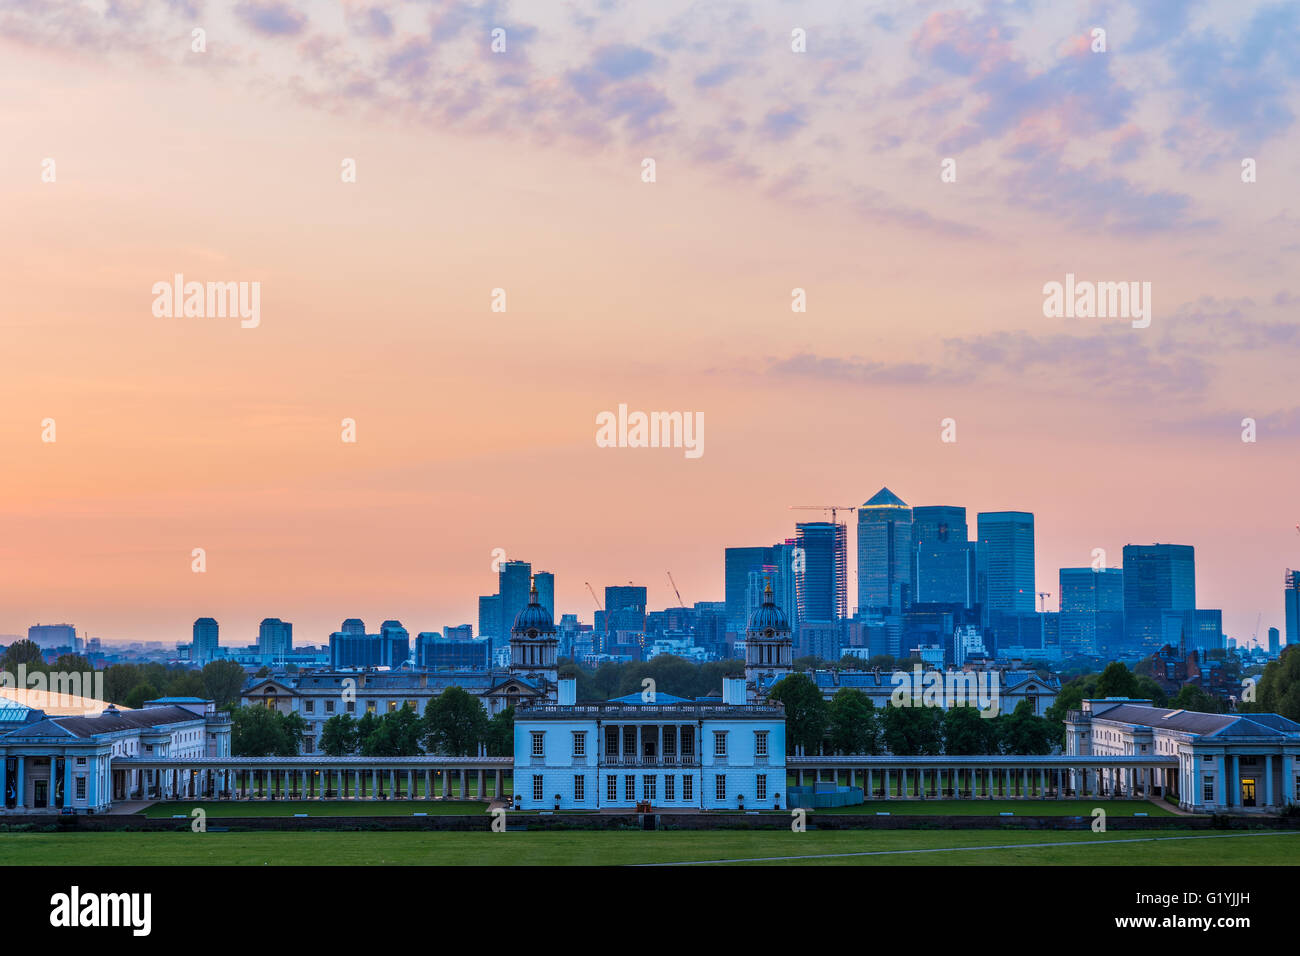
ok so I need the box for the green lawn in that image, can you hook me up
[809,799,1178,817]
[0,829,1295,866]
[141,800,491,818]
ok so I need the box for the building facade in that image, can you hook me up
[512,677,786,811]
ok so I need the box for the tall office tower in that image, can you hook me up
[379,620,410,667]
[769,538,802,634]
[340,618,366,636]
[533,571,555,619]
[1287,570,1300,646]
[605,585,648,648]
[857,488,913,613]
[444,624,473,641]
[795,521,847,624]
[257,618,293,660]
[977,512,1036,614]
[192,618,219,663]
[498,560,534,643]
[911,505,975,607]
[27,624,78,651]
[725,546,775,633]
[1269,626,1281,656]
[692,601,728,657]
[1059,567,1125,656]
[1122,544,1195,653]
[478,596,501,639]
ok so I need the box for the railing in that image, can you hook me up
[520,703,783,716]
[600,755,700,768]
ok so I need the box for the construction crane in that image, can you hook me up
[789,504,857,524]
[584,582,609,639]
[1037,592,1052,613]
[666,571,686,608]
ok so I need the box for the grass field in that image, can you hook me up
[0,829,1295,866]
[141,800,491,818]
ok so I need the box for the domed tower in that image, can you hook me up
[509,577,559,698]
[744,580,792,702]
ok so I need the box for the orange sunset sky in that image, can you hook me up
[1,0,1298,648]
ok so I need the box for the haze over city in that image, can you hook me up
[2,0,1297,646]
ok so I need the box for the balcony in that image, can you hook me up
[599,755,700,768]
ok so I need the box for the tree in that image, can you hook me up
[201,660,247,710]
[943,704,1000,755]
[1095,661,1139,699]
[104,664,142,705]
[484,706,515,757]
[232,705,297,756]
[164,671,207,699]
[998,700,1056,755]
[280,711,306,755]
[1245,646,1300,721]
[423,687,488,755]
[319,713,360,756]
[1,640,44,672]
[827,688,878,754]
[52,654,92,672]
[363,705,423,756]
[880,705,944,755]
[124,682,159,710]
[1170,684,1222,714]
[767,673,828,755]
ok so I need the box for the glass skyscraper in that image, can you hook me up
[1059,567,1124,656]
[795,521,847,624]
[534,571,555,619]
[498,560,533,642]
[1286,569,1300,647]
[977,512,1036,613]
[725,546,774,633]
[857,487,912,613]
[192,617,219,662]
[1122,544,1195,653]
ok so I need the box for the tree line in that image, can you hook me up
[232,687,514,758]
[767,673,1058,757]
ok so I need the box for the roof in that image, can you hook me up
[144,697,208,704]
[1091,704,1300,738]
[4,705,205,741]
[862,487,908,508]
[608,691,693,704]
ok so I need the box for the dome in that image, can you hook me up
[512,580,556,636]
[747,581,790,636]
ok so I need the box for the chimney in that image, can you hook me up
[722,677,747,705]
[558,677,577,706]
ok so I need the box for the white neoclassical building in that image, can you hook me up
[1066,698,1300,812]
[0,697,231,813]
[513,677,786,811]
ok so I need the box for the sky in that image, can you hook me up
[1,0,1298,648]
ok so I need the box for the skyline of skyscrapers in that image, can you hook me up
[1059,567,1125,656]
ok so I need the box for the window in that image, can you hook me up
[714,731,727,757]
[1203,776,1215,802]
[604,726,619,756]
[643,775,657,801]
[75,757,86,766]
[325,699,335,713]
[532,775,544,801]
[664,775,675,801]
[531,732,545,757]
[757,774,767,800]
[680,726,694,756]
[303,738,314,754]
[388,701,398,713]
[75,777,86,799]
[406,700,418,711]
[574,775,585,802]
[607,775,618,801]
[304,700,314,714]
[623,726,637,756]
[572,731,586,757]
[755,731,769,757]
[365,701,376,714]
[683,776,693,801]
[624,775,635,801]
[715,775,726,801]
